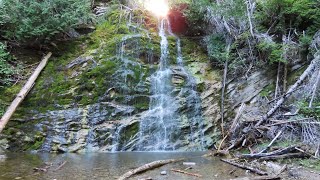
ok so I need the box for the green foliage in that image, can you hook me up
[0,0,92,42]
[257,40,285,63]
[256,0,320,36]
[205,35,229,65]
[299,101,320,119]
[0,42,14,87]
[299,35,313,48]
[260,84,275,97]
[185,0,247,35]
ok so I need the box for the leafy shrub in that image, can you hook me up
[299,101,320,119]
[257,40,285,63]
[0,0,92,42]
[0,42,14,87]
[205,35,228,65]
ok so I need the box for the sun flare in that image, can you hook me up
[143,0,169,17]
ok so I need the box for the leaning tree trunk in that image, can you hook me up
[309,69,320,107]
[221,59,228,136]
[255,55,320,127]
[0,52,52,133]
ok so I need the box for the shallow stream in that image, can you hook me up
[0,152,249,180]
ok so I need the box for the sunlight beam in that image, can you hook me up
[143,0,169,17]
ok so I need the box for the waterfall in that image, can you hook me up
[110,10,152,152]
[138,19,179,151]
[109,15,205,151]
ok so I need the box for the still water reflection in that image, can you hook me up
[0,152,247,180]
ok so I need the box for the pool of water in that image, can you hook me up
[0,152,249,180]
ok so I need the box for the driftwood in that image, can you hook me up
[259,153,308,160]
[265,118,310,127]
[239,146,297,159]
[118,158,182,180]
[0,52,52,133]
[221,159,268,175]
[33,162,53,173]
[171,169,202,177]
[256,55,320,127]
[54,161,67,171]
[251,176,281,180]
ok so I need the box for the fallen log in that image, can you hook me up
[259,153,308,160]
[239,146,297,159]
[0,52,52,133]
[171,169,202,177]
[118,158,183,180]
[251,176,281,180]
[255,55,320,127]
[265,118,310,127]
[221,159,268,175]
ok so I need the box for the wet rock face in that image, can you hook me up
[0,6,277,153]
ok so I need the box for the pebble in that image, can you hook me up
[160,171,167,175]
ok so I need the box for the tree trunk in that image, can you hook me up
[283,63,288,92]
[309,69,320,107]
[255,55,319,127]
[0,52,52,133]
[221,60,228,136]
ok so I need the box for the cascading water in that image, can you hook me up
[108,10,205,151]
[138,19,179,151]
[110,10,153,152]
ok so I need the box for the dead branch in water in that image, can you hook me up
[118,158,183,180]
[54,161,67,171]
[221,159,268,175]
[171,169,202,178]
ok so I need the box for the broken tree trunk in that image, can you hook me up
[239,145,297,159]
[255,55,320,127]
[0,52,52,133]
[118,158,183,180]
[258,130,283,154]
[221,59,228,137]
[309,69,320,107]
[274,62,281,99]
